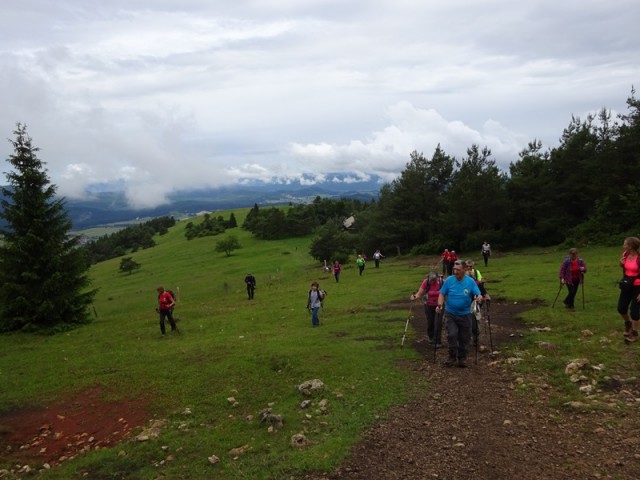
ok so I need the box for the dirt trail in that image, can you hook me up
[304,300,640,480]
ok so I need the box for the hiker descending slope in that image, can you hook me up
[559,248,587,311]
[156,286,177,336]
[437,260,482,368]
[307,281,326,327]
[618,237,640,343]
[410,271,443,347]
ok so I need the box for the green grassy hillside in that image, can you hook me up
[0,216,637,479]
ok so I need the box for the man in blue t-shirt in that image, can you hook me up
[436,260,483,368]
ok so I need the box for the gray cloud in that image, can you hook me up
[1,0,638,208]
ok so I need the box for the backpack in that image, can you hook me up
[308,288,327,308]
[167,290,177,302]
[425,277,442,305]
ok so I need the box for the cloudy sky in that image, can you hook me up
[1,1,637,208]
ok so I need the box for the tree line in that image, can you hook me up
[242,199,369,240]
[303,89,640,262]
[82,216,176,264]
[184,212,237,239]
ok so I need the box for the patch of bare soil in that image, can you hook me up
[305,300,640,480]
[0,385,150,468]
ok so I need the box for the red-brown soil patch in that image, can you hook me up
[0,385,150,467]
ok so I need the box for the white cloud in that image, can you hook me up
[288,102,529,177]
[1,0,638,208]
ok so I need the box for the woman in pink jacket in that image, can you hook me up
[410,271,443,347]
[618,237,640,342]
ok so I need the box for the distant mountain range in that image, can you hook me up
[62,175,384,229]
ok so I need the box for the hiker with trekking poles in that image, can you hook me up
[617,236,640,343]
[558,248,587,311]
[410,271,444,348]
[437,260,483,368]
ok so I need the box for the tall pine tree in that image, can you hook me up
[0,124,96,333]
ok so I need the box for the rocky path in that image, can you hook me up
[305,301,640,480]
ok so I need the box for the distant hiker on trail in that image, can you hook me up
[244,273,256,300]
[157,286,177,336]
[447,250,458,276]
[307,281,326,327]
[617,236,640,343]
[356,254,366,276]
[437,260,482,368]
[333,260,342,283]
[481,241,491,267]
[559,248,587,311]
[411,271,443,347]
[440,249,450,276]
[373,249,384,268]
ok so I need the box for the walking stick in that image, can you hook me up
[581,273,585,309]
[433,309,444,363]
[474,329,479,365]
[551,283,563,308]
[401,302,415,347]
[486,301,495,357]
[472,301,480,365]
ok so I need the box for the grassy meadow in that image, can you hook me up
[0,210,637,479]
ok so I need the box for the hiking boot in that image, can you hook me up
[443,357,457,367]
[623,321,633,337]
[457,359,467,368]
[625,331,638,343]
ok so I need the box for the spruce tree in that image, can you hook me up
[0,124,96,333]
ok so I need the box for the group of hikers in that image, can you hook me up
[307,250,385,327]
[327,249,385,284]
[440,241,491,275]
[154,237,640,355]
[410,255,491,368]
[410,236,640,368]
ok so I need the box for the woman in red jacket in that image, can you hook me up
[332,260,342,283]
[157,286,177,336]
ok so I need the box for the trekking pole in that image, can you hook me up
[551,283,562,308]
[474,317,479,365]
[401,301,415,347]
[472,301,480,365]
[486,301,495,357]
[581,273,585,309]
[433,309,443,363]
